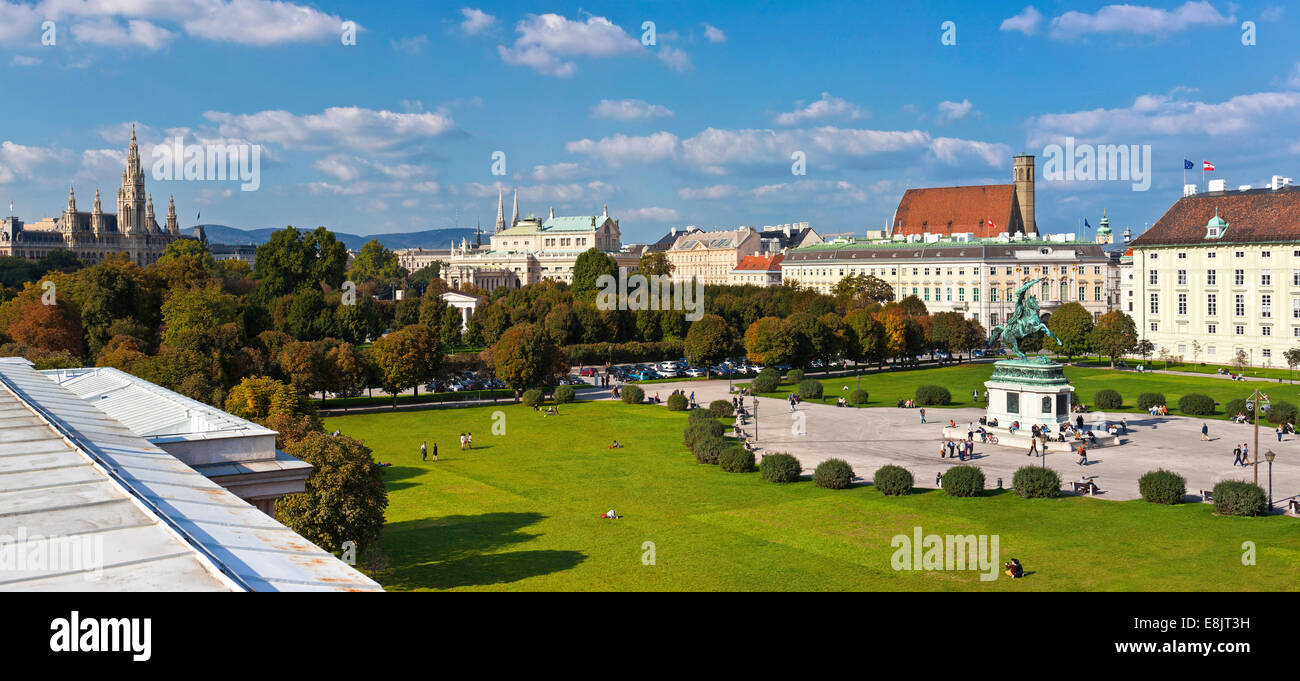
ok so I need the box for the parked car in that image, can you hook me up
[685,367,707,377]
[579,367,597,377]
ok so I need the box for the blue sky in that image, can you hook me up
[0,0,1297,243]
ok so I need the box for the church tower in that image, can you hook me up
[145,194,156,233]
[166,195,179,234]
[495,188,506,233]
[510,189,519,227]
[118,125,148,236]
[92,189,104,236]
[61,186,76,233]
[1012,153,1037,235]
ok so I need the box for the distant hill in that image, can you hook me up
[195,224,480,251]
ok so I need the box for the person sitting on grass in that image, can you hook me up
[1004,558,1024,579]
[602,509,620,519]
[609,440,623,449]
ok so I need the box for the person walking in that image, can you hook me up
[421,441,427,461]
[431,442,438,462]
[1075,414,1084,431]
[920,407,926,424]
[965,439,974,460]
[1120,416,1128,434]
[1233,444,1244,467]
[1201,423,1210,441]
[972,388,979,403]
[1027,436,1039,457]
[1077,443,1088,466]
[1276,425,1283,443]
[1241,442,1249,465]
[467,432,473,450]
[459,433,467,451]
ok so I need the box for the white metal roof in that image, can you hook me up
[0,359,382,592]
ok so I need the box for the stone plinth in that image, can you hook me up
[984,357,1074,429]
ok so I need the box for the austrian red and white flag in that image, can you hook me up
[988,218,998,231]
[1203,161,1215,171]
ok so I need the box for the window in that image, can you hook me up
[1264,348,1272,358]
[1208,252,1217,258]
[1207,270,1217,285]
[1178,252,1187,259]
[1149,252,1158,259]
[991,287,998,302]
[958,287,965,302]
[1235,269,1245,285]
[1079,285,1086,301]
[1293,298,1300,319]
[1094,266,1101,275]
[946,288,953,302]
[1262,270,1272,286]
[1177,269,1187,285]
[1262,294,1272,318]
[923,287,930,301]
[1294,327,1300,337]
[1178,293,1187,315]
[1208,324,1217,334]
[973,287,980,302]
[1235,251,1245,258]
[1149,270,1159,285]
[1263,327,1272,337]
[1263,251,1272,258]
[1094,285,1101,301]
[1151,322,1159,332]
[1293,269,1300,286]
[1207,345,1217,355]
[1150,293,1159,315]
[1236,325,1245,335]
[1235,294,1246,317]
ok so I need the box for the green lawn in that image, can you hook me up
[754,363,1298,419]
[324,400,1300,591]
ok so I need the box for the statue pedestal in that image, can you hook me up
[984,358,1074,428]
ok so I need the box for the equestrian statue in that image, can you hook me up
[989,277,1062,361]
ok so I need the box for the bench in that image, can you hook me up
[1071,480,1101,496]
[1289,498,1300,515]
[1200,490,1214,502]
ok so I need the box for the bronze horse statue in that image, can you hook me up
[989,277,1062,360]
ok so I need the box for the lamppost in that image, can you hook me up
[1265,450,1276,511]
[752,393,759,443]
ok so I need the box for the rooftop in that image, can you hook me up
[1132,186,1300,247]
[892,184,1018,238]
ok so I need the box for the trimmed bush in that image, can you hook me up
[1265,400,1298,425]
[1212,480,1267,516]
[689,408,718,425]
[1138,469,1186,505]
[873,464,913,496]
[797,379,823,400]
[708,399,734,418]
[666,392,689,411]
[941,465,985,497]
[1224,398,1250,420]
[758,367,779,380]
[785,369,804,384]
[692,434,728,465]
[849,389,869,406]
[1012,466,1061,498]
[620,384,645,404]
[751,373,779,394]
[915,385,951,406]
[553,384,575,404]
[759,453,802,483]
[719,447,755,473]
[521,388,544,407]
[683,420,724,450]
[1137,392,1166,411]
[814,458,855,489]
[1094,389,1122,410]
[1176,393,1214,415]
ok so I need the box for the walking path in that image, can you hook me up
[628,378,1300,508]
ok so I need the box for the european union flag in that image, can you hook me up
[1184,159,1194,170]
[1084,218,1092,230]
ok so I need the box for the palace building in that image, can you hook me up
[0,128,185,266]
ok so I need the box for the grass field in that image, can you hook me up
[323,400,1300,591]
[753,363,1299,419]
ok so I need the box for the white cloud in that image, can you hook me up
[624,207,680,221]
[1289,62,1300,89]
[0,141,71,184]
[0,1,40,42]
[180,0,346,46]
[702,23,725,42]
[1000,6,1044,35]
[678,184,737,200]
[9,55,42,67]
[461,180,617,204]
[590,98,674,121]
[460,7,495,35]
[1049,1,1233,39]
[937,99,975,122]
[391,35,428,55]
[928,138,1010,167]
[496,13,660,77]
[205,106,458,154]
[774,92,865,126]
[1025,90,1300,146]
[527,162,587,182]
[656,45,692,72]
[71,18,175,50]
[565,131,679,167]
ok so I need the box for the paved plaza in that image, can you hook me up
[625,379,1300,507]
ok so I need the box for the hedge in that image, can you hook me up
[521,388,544,407]
[1012,466,1060,498]
[692,434,728,465]
[813,459,855,489]
[797,379,823,400]
[915,385,951,406]
[1137,392,1166,411]
[708,399,734,418]
[1212,480,1267,516]
[689,408,718,425]
[1094,389,1122,410]
[1224,398,1251,420]
[759,453,802,483]
[1177,393,1215,416]
[941,465,985,497]
[719,448,756,473]
[873,464,913,496]
[1138,469,1186,505]
[683,420,724,450]
[849,389,869,406]
[553,384,575,404]
[1265,400,1298,425]
[752,374,779,394]
[785,369,804,384]
[620,384,645,404]
[666,393,689,411]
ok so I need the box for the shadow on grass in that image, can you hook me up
[381,512,586,590]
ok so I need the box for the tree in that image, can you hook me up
[743,316,795,366]
[277,340,326,400]
[571,248,618,303]
[684,314,732,375]
[543,302,579,345]
[369,324,442,406]
[1047,302,1094,361]
[634,251,673,278]
[1233,348,1249,372]
[3,296,84,357]
[253,226,349,301]
[277,432,388,555]
[285,288,333,341]
[875,309,907,365]
[1135,339,1155,366]
[1089,311,1138,368]
[831,273,894,310]
[490,322,567,390]
[897,294,928,317]
[347,239,408,284]
[224,375,323,448]
[323,342,369,401]
[64,254,161,355]
[783,312,821,368]
[160,283,242,348]
[1284,347,1300,383]
[153,240,216,291]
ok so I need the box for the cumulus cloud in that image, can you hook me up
[590,98,674,121]
[204,106,459,155]
[1000,6,1044,34]
[565,131,679,167]
[461,180,618,204]
[0,1,41,42]
[0,140,70,184]
[624,207,680,221]
[702,23,725,42]
[937,99,975,122]
[1048,1,1233,39]
[526,162,588,182]
[1025,90,1300,146]
[460,7,495,35]
[496,13,685,77]
[774,92,865,126]
[71,18,175,50]
[678,184,737,200]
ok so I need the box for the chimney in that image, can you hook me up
[1013,154,1036,235]
[1183,184,1198,197]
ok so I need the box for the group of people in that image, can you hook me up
[1148,404,1170,416]
[1232,442,1252,467]
[897,398,917,408]
[940,438,975,461]
[419,432,473,461]
[787,393,803,412]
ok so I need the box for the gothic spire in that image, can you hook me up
[67,185,75,212]
[495,188,505,233]
[511,189,519,227]
[93,189,101,213]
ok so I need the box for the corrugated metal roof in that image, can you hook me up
[0,359,383,592]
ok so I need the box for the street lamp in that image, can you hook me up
[752,393,759,443]
[1265,450,1276,511]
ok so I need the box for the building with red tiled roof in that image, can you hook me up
[890,154,1037,238]
[729,254,784,287]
